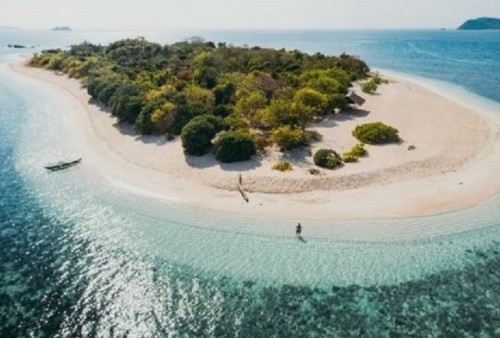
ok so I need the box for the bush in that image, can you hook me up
[189,114,226,132]
[350,143,368,157]
[214,131,256,163]
[313,148,343,169]
[181,119,216,155]
[272,161,293,172]
[372,73,389,85]
[271,125,307,151]
[361,80,378,94]
[352,122,400,144]
[342,153,358,163]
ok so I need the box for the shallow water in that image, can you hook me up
[2,29,500,336]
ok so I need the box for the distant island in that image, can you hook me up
[458,17,500,30]
[0,25,21,31]
[51,26,72,31]
[7,44,27,49]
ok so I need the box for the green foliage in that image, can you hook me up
[30,39,371,163]
[272,161,293,172]
[181,119,216,156]
[342,154,358,163]
[372,73,389,85]
[293,88,328,129]
[150,101,177,134]
[223,114,249,131]
[271,125,307,151]
[350,143,368,157]
[260,99,298,129]
[352,122,401,144]
[361,80,378,94]
[213,131,256,163]
[329,94,349,111]
[109,84,144,124]
[313,149,343,169]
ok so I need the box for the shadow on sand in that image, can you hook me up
[185,153,262,171]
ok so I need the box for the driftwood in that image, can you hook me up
[238,174,249,202]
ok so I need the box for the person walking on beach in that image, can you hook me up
[296,222,302,237]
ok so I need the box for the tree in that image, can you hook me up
[214,131,256,162]
[260,99,298,129]
[293,88,328,129]
[180,114,225,155]
[151,102,177,134]
[108,84,144,124]
[181,119,216,156]
[236,91,267,118]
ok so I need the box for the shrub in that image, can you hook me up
[189,114,226,132]
[252,133,270,151]
[350,143,368,157]
[352,122,400,144]
[361,80,378,94]
[181,119,216,155]
[342,153,358,163]
[214,131,256,163]
[272,161,293,172]
[372,73,389,85]
[271,125,307,151]
[313,148,343,169]
[305,130,323,143]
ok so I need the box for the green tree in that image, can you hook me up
[260,99,297,129]
[151,102,177,134]
[181,119,216,156]
[214,131,256,162]
[109,84,144,124]
[293,88,328,129]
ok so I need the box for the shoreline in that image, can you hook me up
[9,60,500,224]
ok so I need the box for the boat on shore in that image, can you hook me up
[44,158,82,171]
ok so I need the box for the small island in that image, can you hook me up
[458,17,500,30]
[19,38,499,219]
[51,26,72,31]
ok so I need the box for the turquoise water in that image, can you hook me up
[2,30,500,336]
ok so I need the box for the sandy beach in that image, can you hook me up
[10,61,500,226]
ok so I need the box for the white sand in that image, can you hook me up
[10,62,500,230]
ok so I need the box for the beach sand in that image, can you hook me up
[10,62,500,233]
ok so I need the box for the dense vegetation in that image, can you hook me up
[30,38,369,161]
[352,122,400,144]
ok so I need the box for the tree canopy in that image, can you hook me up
[30,38,370,161]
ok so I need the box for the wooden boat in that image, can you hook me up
[44,158,82,171]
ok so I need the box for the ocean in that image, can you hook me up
[1,29,500,337]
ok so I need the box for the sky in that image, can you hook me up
[1,0,500,30]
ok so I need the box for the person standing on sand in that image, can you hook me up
[296,223,302,237]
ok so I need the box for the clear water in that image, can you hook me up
[2,29,500,336]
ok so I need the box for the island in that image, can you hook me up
[17,38,500,219]
[0,25,21,31]
[51,26,72,31]
[7,44,27,49]
[458,17,500,30]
